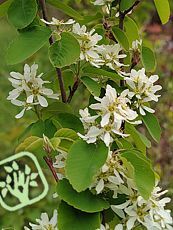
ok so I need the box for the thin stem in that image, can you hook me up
[39,0,67,103]
[118,0,141,87]
[67,61,81,103]
[43,156,59,182]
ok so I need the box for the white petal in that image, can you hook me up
[27,95,34,104]
[50,210,58,226]
[127,217,136,230]
[96,179,104,194]
[15,108,25,119]
[37,95,48,107]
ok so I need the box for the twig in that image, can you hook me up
[43,156,59,182]
[67,78,80,103]
[39,0,67,103]
[119,0,141,87]
[67,61,81,103]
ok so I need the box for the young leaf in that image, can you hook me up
[58,202,100,230]
[141,46,156,72]
[154,0,170,24]
[49,32,80,68]
[47,0,83,20]
[121,150,155,200]
[142,112,161,143]
[6,26,51,65]
[120,0,136,11]
[81,76,101,97]
[124,16,140,46]
[54,128,78,142]
[8,0,37,29]
[0,0,13,18]
[57,179,109,213]
[54,128,79,152]
[66,140,108,192]
[112,27,129,51]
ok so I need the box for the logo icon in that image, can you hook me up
[0,152,49,211]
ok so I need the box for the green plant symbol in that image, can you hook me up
[0,152,49,211]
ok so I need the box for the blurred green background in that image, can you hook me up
[0,0,173,228]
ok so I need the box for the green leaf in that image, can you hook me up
[8,0,37,29]
[120,0,136,11]
[154,0,170,24]
[112,27,129,51]
[47,0,83,20]
[16,136,43,153]
[125,123,146,154]
[57,179,109,213]
[66,140,108,192]
[141,46,156,72]
[0,0,13,18]
[54,128,79,152]
[49,32,80,68]
[6,26,51,65]
[54,128,78,141]
[42,101,73,120]
[53,113,84,134]
[142,112,161,143]
[58,202,100,230]
[124,16,140,46]
[81,76,101,97]
[83,66,123,82]
[121,150,155,200]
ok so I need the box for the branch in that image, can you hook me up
[43,156,59,182]
[119,0,141,30]
[67,78,80,103]
[39,0,67,103]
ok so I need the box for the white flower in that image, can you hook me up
[90,85,139,126]
[8,64,59,118]
[125,68,162,115]
[96,44,127,75]
[41,17,75,26]
[24,210,58,230]
[72,23,103,67]
[91,152,128,194]
[131,39,142,51]
[79,108,99,129]
[11,99,36,119]
[78,126,102,144]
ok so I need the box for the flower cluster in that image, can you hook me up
[72,23,103,68]
[78,84,140,147]
[112,186,173,229]
[24,210,58,230]
[125,68,162,115]
[7,64,58,118]
[92,151,173,230]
